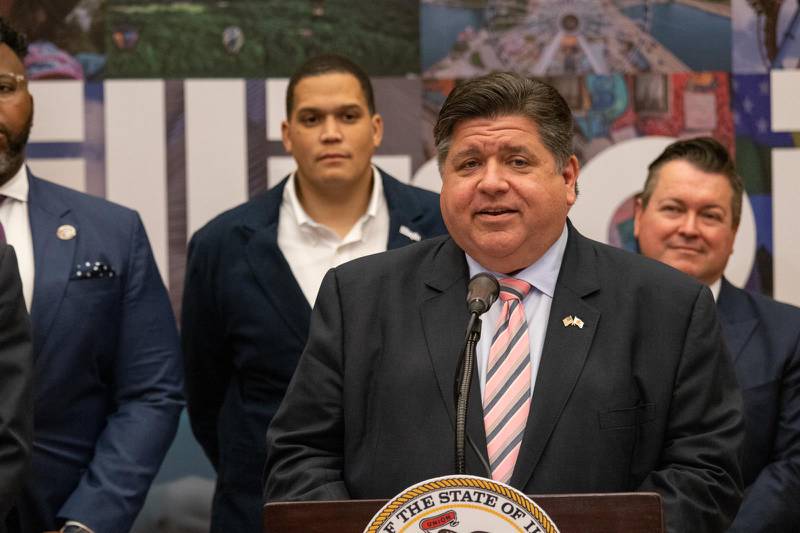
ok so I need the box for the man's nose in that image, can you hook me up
[320,116,342,142]
[678,212,700,237]
[476,159,509,194]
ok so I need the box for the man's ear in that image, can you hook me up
[281,120,292,154]
[371,113,384,148]
[633,196,645,239]
[563,154,580,206]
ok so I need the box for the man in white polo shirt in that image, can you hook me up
[182,53,447,533]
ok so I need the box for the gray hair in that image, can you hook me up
[433,73,574,171]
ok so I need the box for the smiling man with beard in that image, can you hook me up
[0,17,183,533]
[0,23,32,520]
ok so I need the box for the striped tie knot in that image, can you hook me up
[498,278,531,302]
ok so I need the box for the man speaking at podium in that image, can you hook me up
[265,73,745,532]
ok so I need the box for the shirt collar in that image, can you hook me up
[283,165,383,229]
[708,277,721,301]
[0,164,29,203]
[465,224,569,298]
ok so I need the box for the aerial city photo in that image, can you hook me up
[422,0,732,77]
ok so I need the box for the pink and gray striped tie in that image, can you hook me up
[483,277,532,484]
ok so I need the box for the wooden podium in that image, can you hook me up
[264,492,664,532]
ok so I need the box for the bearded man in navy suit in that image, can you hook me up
[634,137,800,532]
[182,54,446,532]
[0,18,183,533]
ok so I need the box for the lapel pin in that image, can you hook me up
[562,315,574,327]
[399,225,421,242]
[57,224,77,240]
[573,316,584,329]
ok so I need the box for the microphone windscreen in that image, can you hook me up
[467,273,499,315]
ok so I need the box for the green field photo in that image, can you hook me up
[106,0,420,77]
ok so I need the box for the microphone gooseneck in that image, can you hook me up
[455,273,499,475]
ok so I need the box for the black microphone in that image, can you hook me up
[466,273,500,316]
[455,273,499,475]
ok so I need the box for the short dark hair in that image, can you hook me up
[642,137,743,228]
[285,54,375,117]
[433,72,574,171]
[0,16,28,60]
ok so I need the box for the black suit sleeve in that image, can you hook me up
[0,245,32,519]
[729,332,800,532]
[638,286,744,532]
[264,268,350,502]
[182,233,232,468]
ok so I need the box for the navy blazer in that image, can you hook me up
[7,174,183,533]
[182,169,447,533]
[719,279,800,532]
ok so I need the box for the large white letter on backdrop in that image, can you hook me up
[771,70,800,306]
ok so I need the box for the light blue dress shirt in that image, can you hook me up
[465,224,569,396]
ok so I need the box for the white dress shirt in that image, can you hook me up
[466,224,569,396]
[277,167,390,306]
[0,164,34,310]
[709,277,721,301]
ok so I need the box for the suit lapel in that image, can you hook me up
[511,225,600,488]
[243,181,311,343]
[716,278,758,364]
[381,168,429,249]
[419,238,489,467]
[27,175,77,360]
[242,170,427,343]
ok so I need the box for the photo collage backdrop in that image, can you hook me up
[9,0,800,527]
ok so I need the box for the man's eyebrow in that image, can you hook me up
[451,146,483,160]
[295,103,364,115]
[657,198,728,213]
[657,197,687,207]
[499,144,541,163]
[499,144,534,154]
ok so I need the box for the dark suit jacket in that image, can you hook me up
[265,225,745,533]
[182,169,447,533]
[719,279,800,532]
[0,245,32,531]
[6,174,183,533]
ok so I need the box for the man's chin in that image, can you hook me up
[312,166,371,186]
[0,152,24,184]
[661,256,704,279]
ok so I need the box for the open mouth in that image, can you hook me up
[477,208,516,217]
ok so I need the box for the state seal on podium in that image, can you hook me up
[364,475,560,533]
